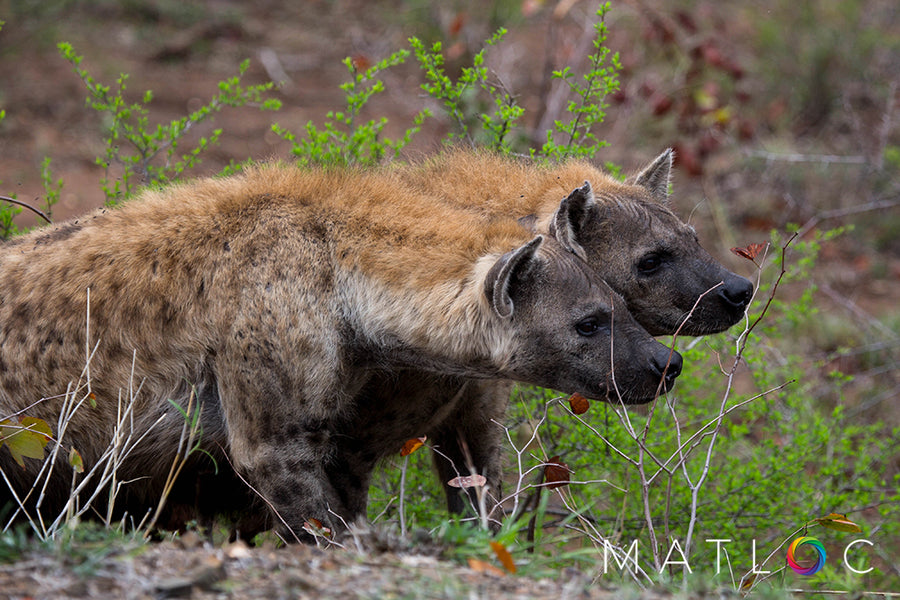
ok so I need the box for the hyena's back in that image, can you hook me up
[0,176,275,511]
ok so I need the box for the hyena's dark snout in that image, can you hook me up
[718,275,754,311]
[650,345,683,392]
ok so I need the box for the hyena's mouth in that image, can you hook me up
[595,385,661,406]
[597,357,681,405]
[610,391,662,406]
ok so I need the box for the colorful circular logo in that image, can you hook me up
[787,536,827,575]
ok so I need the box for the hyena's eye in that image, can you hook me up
[637,253,663,274]
[575,317,604,337]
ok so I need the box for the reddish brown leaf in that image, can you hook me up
[652,95,674,116]
[739,572,757,592]
[674,11,697,34]
[702,43,726,70]
[726,60,745,80]
[730,242,765,261]
[302,518,332,537]
[672,143,703,177]
[737,118,755,140]
[448,12,466,37]
[350,54,371,72]
[697,131,721,156]
[543,455,571,489]
[447,474,487,489]
[568,393,590,415]
[646,17,675,45]
[490,541,517,574]
[400,436,427,457]
[468,557,506,576]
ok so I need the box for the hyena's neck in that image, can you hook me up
[346,256,514,379]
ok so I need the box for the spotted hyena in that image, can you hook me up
[0,164,680,539]
[399,149,753,335]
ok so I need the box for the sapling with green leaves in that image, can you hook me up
[273,50,430,167]
[539,2,621,161]
[410,27,524,153]
[58,43,281,204]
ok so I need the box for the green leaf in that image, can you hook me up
[68,447,84,473]
[0,417,53,467]
[814,512,863,533]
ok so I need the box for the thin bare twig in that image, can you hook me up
[745,150,868,165]
[0,195,52,224]
[142,388,203,538]
[680,236,797,561]
[630,281,723,569]
[741,234,797,339]
[795,197,900,240]
[818,283,897,339]
[649,379,796,486]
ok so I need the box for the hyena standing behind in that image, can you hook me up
[347,150,754,518]
[399,148,754,336]
[0,164,680,539]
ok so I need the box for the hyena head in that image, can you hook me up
[483,235,682,404]
[548,150,753,336]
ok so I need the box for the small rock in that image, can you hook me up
[225,540,251,559]
[153,555,226,597]
[62,579,89,597]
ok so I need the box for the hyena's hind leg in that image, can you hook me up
[429,380,512,528]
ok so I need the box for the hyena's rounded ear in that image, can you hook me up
[484,236,543,319]
[632,148,673,205]
[548,181,594,261]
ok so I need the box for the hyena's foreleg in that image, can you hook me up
[216,314,363,540]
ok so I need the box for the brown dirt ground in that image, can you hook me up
[0,532,692,600]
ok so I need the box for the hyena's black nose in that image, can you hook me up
[719,276,753,309]
[651,346,683,390]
